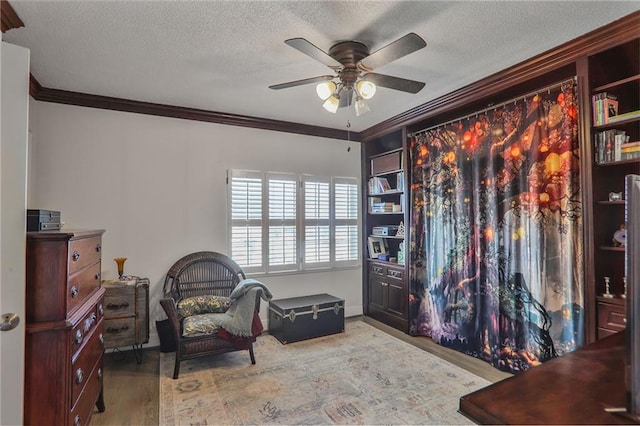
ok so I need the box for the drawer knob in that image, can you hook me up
[99,333,104,345]
[84,313,97,332]
[98,304,104,316]
[98,368,103,380]
[75,330,83,344]
[74,415,81,426]
[72,250,80,261]
[95,272,101,281]
[76,368,83,384]
[96,244,102,252]
[70,286,79,298]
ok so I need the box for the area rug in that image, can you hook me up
[159,320,489,425]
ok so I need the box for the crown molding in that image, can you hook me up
[1,0,24,33]
[30,82,362,142]
[25,10,639,144]
[360,10,640,141]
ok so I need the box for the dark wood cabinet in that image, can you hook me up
[596,297,627,338]
[367,262,407,329]
[362,129,409,332]
[584,37,640,340]
[25,229,106,426]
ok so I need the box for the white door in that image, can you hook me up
[0,41,30,426]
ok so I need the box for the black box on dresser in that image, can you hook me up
[268,293,344,344]
[26,209,61,231]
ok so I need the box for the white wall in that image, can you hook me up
[29,101,363,346]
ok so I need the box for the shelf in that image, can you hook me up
[598,246,626,252]
[368,211,404,215]
[593,116,640,130]
[369,147,403,159]
[368,189,403,196]
[596,295,626,305]
[596,158,640,167]
[368,258,404,268]
[596,200,625,205]
[369,235,404,239]
[369,168,403,178]
[593,74,640,93]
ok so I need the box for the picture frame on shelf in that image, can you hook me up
[367,236,387,259]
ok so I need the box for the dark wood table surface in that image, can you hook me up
[459,332,638,424]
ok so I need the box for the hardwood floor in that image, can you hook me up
[90,348,159,425]
[89,316,510,425]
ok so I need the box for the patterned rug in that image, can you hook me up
[159,320,489,425]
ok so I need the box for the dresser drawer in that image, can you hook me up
[71,319,104,407]
[103,317,136,348]
[386,267,403,281]
[70,360,103,426]
[67,262,102,315]
[597,301,626,331]
[104,286,136,317]
[68,235,102,276]
[369,264,384,276]
[70,299,104,356]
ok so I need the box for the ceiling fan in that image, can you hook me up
[269,33,427,115]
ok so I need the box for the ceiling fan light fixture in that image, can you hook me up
[316,81,337,100]
[356,80,376,99]
[354,97,370,116]
[322,94,340,113]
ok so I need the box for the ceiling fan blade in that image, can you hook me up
[269,75,335,90]
[338,89,354,108]
[363,73,425,94]
[284,38,342,68]
[358,33,426,71]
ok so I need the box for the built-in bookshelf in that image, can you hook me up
[362,129,409,332]
[587,37,640,340]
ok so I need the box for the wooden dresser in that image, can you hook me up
[25,229,106,426]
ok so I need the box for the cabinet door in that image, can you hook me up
[386,267,405,316]
[369,276,386,309]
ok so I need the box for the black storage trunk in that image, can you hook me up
[26,209,61,231]
[268,293,344,344]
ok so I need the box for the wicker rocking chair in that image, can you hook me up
[159,251,263,379]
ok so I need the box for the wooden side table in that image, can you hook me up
[102,277,150,363]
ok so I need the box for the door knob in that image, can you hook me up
[0,313,20,331]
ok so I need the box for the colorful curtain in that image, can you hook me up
[408,80,583,373]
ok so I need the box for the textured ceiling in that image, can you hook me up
[4,1,640,133]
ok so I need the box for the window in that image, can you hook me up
[228,170,359,274]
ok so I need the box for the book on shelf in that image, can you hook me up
[371,202,394,211]
[621,142,640,160]
[368,176,392,194]
[592,92,618,126]
[396,171,405,192]
[594,129,629,164]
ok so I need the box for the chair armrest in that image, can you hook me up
[160,298,182,343]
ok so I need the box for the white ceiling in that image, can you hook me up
[4,1,640,133]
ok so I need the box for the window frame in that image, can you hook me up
[227,170,360,275]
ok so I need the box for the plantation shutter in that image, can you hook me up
[334,179,359,265]
[268,174,298,271]
[228,170,263,271]
[303,177,331,267]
